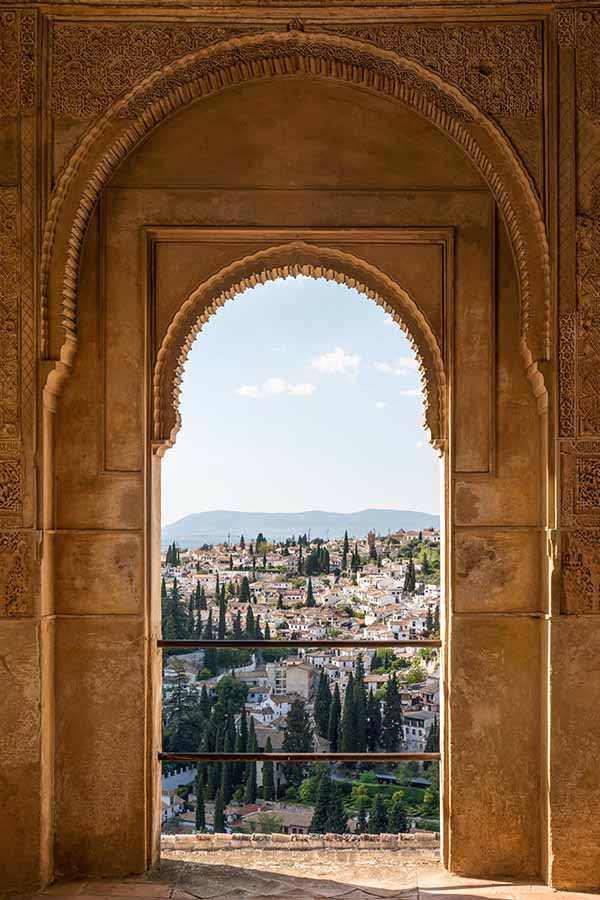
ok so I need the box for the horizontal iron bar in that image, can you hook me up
[158,639,441,649]
[159,752,440,763]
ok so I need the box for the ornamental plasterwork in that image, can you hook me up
[50,20,541,123]
[0,531,32,617]
[561,441,600,528]
[561,529,600,615]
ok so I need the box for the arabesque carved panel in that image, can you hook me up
[0,530,33,616]
[562,529,600,615]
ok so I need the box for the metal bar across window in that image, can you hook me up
[158,639,441,649]
[159,752,440,763]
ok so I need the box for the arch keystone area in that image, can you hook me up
[41,29,550,383]
[152,242,446,454]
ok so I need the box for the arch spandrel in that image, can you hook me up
[41,29,550,389]
[151,242,446,456]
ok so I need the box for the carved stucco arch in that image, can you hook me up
[153,242,445,455]
[41,29,550,396]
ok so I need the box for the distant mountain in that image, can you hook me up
[161,509,440,549]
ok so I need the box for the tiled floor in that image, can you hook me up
[25,854,599,900]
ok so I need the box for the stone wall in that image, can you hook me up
[0,0,598,892]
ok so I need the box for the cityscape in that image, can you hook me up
[161,525,441,838]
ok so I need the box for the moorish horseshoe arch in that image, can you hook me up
[41,29,551,396]
[151,242,446,454]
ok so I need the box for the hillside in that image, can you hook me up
[161,508,440,549]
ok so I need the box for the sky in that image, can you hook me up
[161,276,440,524]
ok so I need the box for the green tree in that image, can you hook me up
[327,782,348,834]
[353,655,368,752]
[341,672,356,752]
[425,606,434,633]
[195,770,206,832]
[424,715,440,758]
[314,671,332,738]
[306,577,315,607]
[356,796,369,834]
[369,795,388,834]
[382,673,403,751]
[328,683,341,751]
[310,772,332,833]
[244,762,257,803]
[216,674,248,710]
[433,604,440,635]
[218,590,227,640]
[262,737,275,800]
[388,793,409,833]
[240,576,251,604]
[245,604,255,638]
[342,530,349,570]
[282,699,314,787]
[234,609,243,638]
[213,787,225,832]
[403,557,416,593]
[366,689,382,752]
[203,610,218,674]
[200,683,211,718]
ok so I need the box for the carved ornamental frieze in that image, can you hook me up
[0,11,36,616]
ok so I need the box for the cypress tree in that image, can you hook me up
[388,795,409,833]
[215,572,220,603]
[220,734,233,806]
[328,684,341,751]
[353,655,368,752]
[214,787,225,832]
[161,577,168,618]
[218,591,227,639]
[298,545,303,575]
[306,577,315,608]
[200,683,211,718]
[314,671,332,738]
[327,782,348,834]
[264,622,271,640]
[240,709,248,753]
[240,534,245,550]
[254,615,263,641]
[240,576,251,604]
[310,773,332,833]
[341,672,356,752]
[403,557,416,593]
[262,737,275,800]
[282,699,313,787]
[342,530,349,570]
[369,795,388,834]
[356,797,368,834]
[277,593,284,609]
[433,604,440,634]
[366,689,382,752]
[426,606,434,634]
[195,770,206,832]
[243,761,257,803]
[234,609,243,639]
[424,715,440,762]
[203,610,218,674]
[382,673,403,751]
[245,604,255,638]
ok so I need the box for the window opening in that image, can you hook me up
[159,275,442,844]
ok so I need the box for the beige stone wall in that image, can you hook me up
[0,1,598,892]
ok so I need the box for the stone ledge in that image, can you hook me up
[161,832,439,852]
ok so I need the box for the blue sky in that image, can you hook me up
[161,276,440,524]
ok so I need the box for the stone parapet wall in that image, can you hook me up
[162,832,439,853]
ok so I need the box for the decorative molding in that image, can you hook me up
[576,212,600,436]
[18,12,35,111]
[559,313,576,438]
[325,23,541,119]
[0,530,33,616]
[0,188,20,442]
[40,30,550,387]
[561,529,600,615]
[560,441,600,527]
[152,241,446,454]
[556,9,576,48]
[50,22,257,119]
[577,10,600,125]
[0,11,18,116]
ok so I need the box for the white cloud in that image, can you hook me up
[311,347,361,378]
[235,385,262,398]
[264,377,287,395]
[235,379,316,399]
[375,401,389,409]
[373,357,419,377]
[288,383,316,396]
[398,388,422,397]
